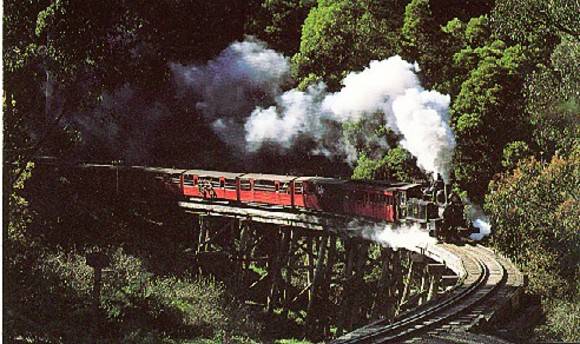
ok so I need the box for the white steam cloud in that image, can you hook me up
[245,53,455,181]
[245,83,327,149]
[172,38,456,180]
[391,89,454,181]
[471,218,492,241]
[465,200,492,240]
[171,38,495,241]
[170,38,291,146]
[354,221,437,251]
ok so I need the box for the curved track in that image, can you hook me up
[332,245,522,343]
[177,199,524,343]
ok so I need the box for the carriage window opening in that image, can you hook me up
[224,179,237,190]
[220,179,225,188]
[240,180,252,191]
[210,178,221,187]
[183,175,195,186]
[295,182,303,194]
[171,174,181,184]
[400,192,407,205]
[254,180,277,192]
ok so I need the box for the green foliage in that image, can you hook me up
[342,115,425,183]
[275,339,313,344]
[248,263,268,277]
[352,148,423,182]
[292,0,404,89]
[5,0,580,340]
[492,0,578,46]
[485,148,580,298]
[5,241,261,342]
[486,148,579,340]
[3,0,252,171]
[441,15,492,92]
[502,141,530,169]
[400,1,492,91]
[536,293,580,343]
[246,0,315,55]
[451,40,529,202]
[4,164,261,342]
[526,36,580,159]
[400,0,432,61]
[352,154,382,181]
[102,249,260,340]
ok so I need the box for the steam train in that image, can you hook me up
[149,167,473,240]
[35,157,474,240]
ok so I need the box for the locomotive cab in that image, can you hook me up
[404,198,442,236]
[397,183,444,237]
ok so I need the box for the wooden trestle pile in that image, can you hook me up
[188,214,453,341]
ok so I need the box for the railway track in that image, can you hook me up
[177,200,524,343]
[332,244,521,343]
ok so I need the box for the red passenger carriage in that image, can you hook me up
[35,157,472,241]
[175,169,414,223]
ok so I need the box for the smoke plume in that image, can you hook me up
[351,220,437,251]
[464,200,492,240]
[172,38,456,180]
[70,84,170,163]
[245,83,328,150]
[170,38,291,148]
[391,89,454,181]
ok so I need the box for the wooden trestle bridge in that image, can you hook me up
[179,199,524,343]
[35,162,525,343]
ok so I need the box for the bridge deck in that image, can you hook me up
[179,199,524,343]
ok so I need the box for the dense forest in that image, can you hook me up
[4,0,579,343]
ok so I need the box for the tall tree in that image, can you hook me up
[246,0,315,55]
[292,0,405,90]
[526,36,580,160]
[485,148,579,299]
[492,0,579,45]
[399,0,492,90]
[450,40,529,202]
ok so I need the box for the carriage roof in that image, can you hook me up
[240,173,298,183]
[185,169,243,179]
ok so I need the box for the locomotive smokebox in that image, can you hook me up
[433,174,447,207]
[444,181,449,206]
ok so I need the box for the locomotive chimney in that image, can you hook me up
[436,174,448,205]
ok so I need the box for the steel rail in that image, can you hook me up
[332,245,507,343]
